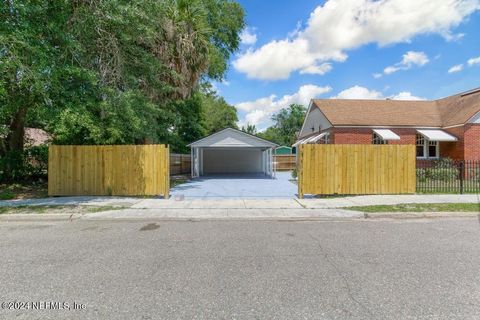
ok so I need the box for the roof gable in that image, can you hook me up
[188,128,277,148]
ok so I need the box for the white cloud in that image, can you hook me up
[383,51,429,75]
[234,0,479,80]
[236,84,332,127]
[467,56,480,66]
[240,27,257,46]
[333,86,384,99]
[372,73,383,79]
[299,63,333,75]
[448,64,464,73]
[384,66,401,75]
[332,85,424,100]
[390,91,424,100]
[401,51,429,66]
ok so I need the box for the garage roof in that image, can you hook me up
[188,128,278,148]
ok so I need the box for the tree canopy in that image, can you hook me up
[0,0,245,181]
[257,104,306,146]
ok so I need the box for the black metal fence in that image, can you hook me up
[416,159,480,194]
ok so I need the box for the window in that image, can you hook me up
[428,140,438,158]
[416,134,438,158]
[372,132,388,145]
[416,134,425,157]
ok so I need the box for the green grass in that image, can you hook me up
[0,205,129,215]
[170,178,188,188]
[86,205,129,213]
[0,190,15,200]
[345,203,480,213]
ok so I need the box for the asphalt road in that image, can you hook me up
[1,217,479,319]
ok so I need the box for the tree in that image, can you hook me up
[201,90,238,134]
[0,1,75,161]
[241,124,257,135]
[0,0,245,181]
[257,127,282,145]
[270,104,306,145]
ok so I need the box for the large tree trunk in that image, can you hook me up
[6,106,27,153]
[1,107,27,181]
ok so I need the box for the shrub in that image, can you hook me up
[416,158,459,182]
[0,145,48,182]
[416,169,427,183]
[0,189,15,200]
[291,168,297,179]
[424,167,458,181]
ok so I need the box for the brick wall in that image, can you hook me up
[331,128,417,145]
[441,126,464,160]
[463,124,480,160]
[388,128,416,145]
[328,126,478,160]
[331,128,371,144]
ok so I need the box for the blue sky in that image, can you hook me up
[213,0,480,130]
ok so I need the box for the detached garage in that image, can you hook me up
[188,128,278,178]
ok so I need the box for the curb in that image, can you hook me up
[0,211,478,222]
[364,212,480,219]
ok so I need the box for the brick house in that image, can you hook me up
[294,88,480,161]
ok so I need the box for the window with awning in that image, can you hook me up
[416,129,457,159]
[372,129,400,145]
[372,129,401,141]
[417,129,457,142]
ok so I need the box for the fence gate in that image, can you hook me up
[48,145,170,198]
[298,144,415,198]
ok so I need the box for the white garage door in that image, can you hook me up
[202,148,262,174]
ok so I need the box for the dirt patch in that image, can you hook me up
[0,181,48,200]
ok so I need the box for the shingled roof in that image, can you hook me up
[312,88,480,128]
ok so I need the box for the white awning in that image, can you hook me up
[292,137,308,147]
[292,132,326,146]
[373,129,400,141]
[308,132,327,143]
[417,129,457,142]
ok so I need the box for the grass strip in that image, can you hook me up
[0,205,128,215]
[345,203,480,213]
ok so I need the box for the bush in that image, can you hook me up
[291,168,298,179]
[416,158,459,182]
[425,167,458,181]
[416,169,427,183]
[0,189,15,200]
[0,145,48,182]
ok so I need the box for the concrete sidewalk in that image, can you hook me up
[1,194,478,221]
[82,208,364,220]
[1,194,478,209]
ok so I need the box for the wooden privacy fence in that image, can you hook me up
[274,154,296,171]
[298,144,415,197]
[170,153,191,175]
[48,145,169,197]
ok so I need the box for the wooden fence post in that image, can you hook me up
[298,144,304,199]
[165,145,170,199]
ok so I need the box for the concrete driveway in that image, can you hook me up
[170,172,297,199]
